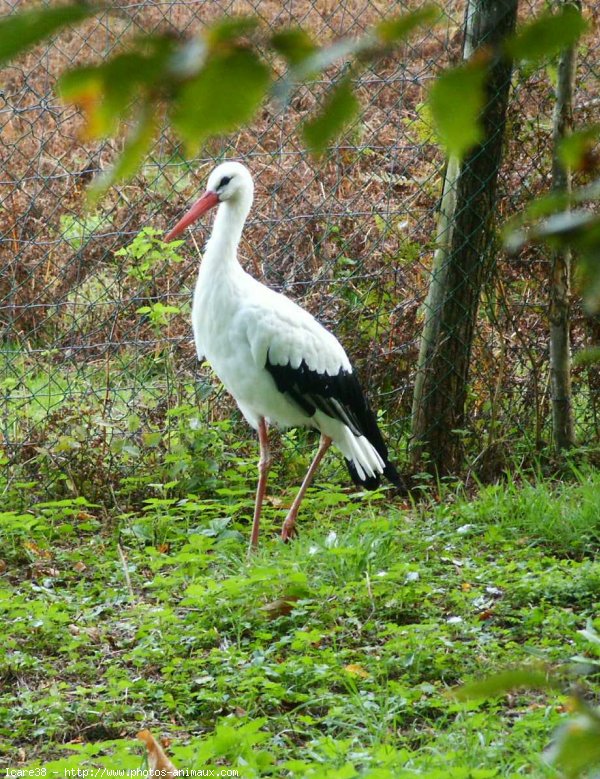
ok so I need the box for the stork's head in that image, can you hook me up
[165,160,254,241]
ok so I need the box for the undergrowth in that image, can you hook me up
[1,450,599,776]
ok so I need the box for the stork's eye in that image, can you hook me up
[218,175,232,189]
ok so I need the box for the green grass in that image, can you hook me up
[445,469,600,555]
[1,463,600,776]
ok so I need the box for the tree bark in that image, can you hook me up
[549,1,578,451]
[411,0,518,474]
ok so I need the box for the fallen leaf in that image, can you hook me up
[23,540,52,559]
[261,595,299,619]
[0,559,7,574]
[137,730,178,777]
[68,624,102,642]
[73,561,87,573]
[264,495,290,508]
[344,663,370,679]
[86,627,102,642]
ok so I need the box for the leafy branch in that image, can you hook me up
[0,3,589,201]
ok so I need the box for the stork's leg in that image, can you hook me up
[281,435,332,542]
[249,417,271,553]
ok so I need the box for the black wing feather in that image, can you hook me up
[265,354,404,491]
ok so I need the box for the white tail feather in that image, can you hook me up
[314,412,385,481]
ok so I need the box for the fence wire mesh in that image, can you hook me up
[1,0,598,502]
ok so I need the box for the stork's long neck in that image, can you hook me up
[201,195,252,277]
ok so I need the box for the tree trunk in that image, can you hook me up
[549,1,578,451]
[411,0,518,474]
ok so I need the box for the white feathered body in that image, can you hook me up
[194,266,348,428]
[188,165,391,483]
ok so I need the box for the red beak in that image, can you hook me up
[164,190,220,242]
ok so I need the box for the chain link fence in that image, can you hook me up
[1,0,598,503]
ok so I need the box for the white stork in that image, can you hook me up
[165,161,404,551]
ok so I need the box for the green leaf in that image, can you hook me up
[87,102,157,203]
[506,6,588,64]
[58,36,177,138]
[59,60,140,138]
[505,206,600,312]
[273,31,380,104]
[205,16,259,46]
[548,714,600,778]
[429,61,487,158]
[293,37,369,80]
[302,75,359,156]
[512,210,600,248]
[271,28,317,66]
[377,6,439,44]
[275,11,435,102]
[453,668,557,700]
[0,4,95,66]
[502,190,590,251]
[524,192,572,219]
[574,347,600,367]
[559,125,600,170]
[172,47,270,150]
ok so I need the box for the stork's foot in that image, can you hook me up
[280,516,299,542]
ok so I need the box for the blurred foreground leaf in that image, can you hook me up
[546,709,600,779]
[270,28,317,66]
[87,102,157,204]
[376,6,439,44]
[205,15,260,45]
[429,61,488,159]
[58,36,177,138]
[453,668,557,700]
[303,75,359,155]
[0,4,96,66]
[505,207,600,311]
[559,124,600,171]
[506,5,588,64]
[506,210,600,250]
[172,47,270,152]
[574,347,600,366]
